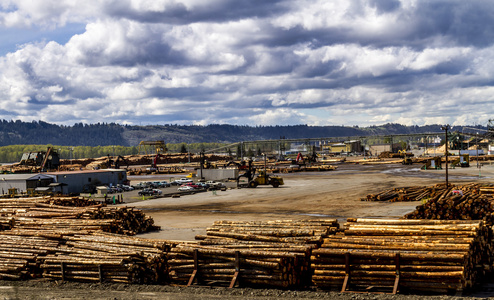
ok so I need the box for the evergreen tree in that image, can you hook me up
[180,143,187,154]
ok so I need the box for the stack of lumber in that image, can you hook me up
[12,203,101,219]
[311,218,491,293]
[0,197,159,235]
[167,242,306,288]
[197,219,339,245]
[0,216,14,230]
[362,184,452,202]
[12,207,159,235]
[0,197,48,215]
[45,196,101,207]
[80,206,159,234]
[0,196,100,216]
[167,219,340,288]
[404,184,494,222]
[0,232,61,280]
[40,232,168,284]
[479,185,494,196]
[12,218,124,234]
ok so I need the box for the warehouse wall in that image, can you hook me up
[197,169,238,181]
[49,170,127,195]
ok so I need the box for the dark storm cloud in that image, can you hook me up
[369,0,401,13]
[3,0,494,127]
[74,32,188,67]
[104,0,288,25]
[412,2,494,48]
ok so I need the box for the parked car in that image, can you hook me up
[160,181,171,187]
[132,182,148,189]
[206,181,225,190]
[174,178,193,185]
[121,185,134,191]
[138,188,161,196]
[196,182,210,189]
[182,182,201,189]
[111,186,123,193]
[178,186,195,192]
[151,181,168,188]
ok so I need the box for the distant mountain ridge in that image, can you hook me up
[0,120,480,147]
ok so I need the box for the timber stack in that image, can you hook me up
[0,232,61,280]
[311,218,491,293]
[40,232,168,284]
[362,183,453,202]
[404,184,494,223]
[167,219,340,288]
[0,197,159,235]
[167,242,307,288]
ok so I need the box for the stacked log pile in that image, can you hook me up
[167,219,340,288]
[198,219,340,245]
[0,216,14,230]
[40,232,169,284]
[479,185,494,196]
[403,184,494,223]
[0,197,159,234]
[311,218,491,293]
[0,232,61,280]
[0,196,100,216]
[12,206,158,235]
[81,207,159,234]
[362,184,453,202]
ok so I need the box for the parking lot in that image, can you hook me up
[98,175,232,204]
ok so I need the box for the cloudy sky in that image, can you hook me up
[0,0,493,127]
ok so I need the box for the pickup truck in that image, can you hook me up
[206,181,226,189]
[174,178,193,185]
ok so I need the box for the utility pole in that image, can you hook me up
[441,125,450,186]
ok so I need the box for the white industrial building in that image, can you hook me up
[0,173,54,195]
[0,169,128,195]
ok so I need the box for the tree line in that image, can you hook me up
[0,143,228,163]
[0,119,474,146]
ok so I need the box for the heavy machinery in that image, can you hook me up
[234,160,255,186]
[399,150,413,165]
[106,155,129,169]
[452,153,470,168]
[19,147,60,172]
[137,140,167,172]
[248,170,284,188]
[247,154,284,188]
[138,140,167,155]
[147,153,164,172]
[421,157,442,170]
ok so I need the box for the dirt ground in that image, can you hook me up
[128,162,494,241]
[2,161,494,299]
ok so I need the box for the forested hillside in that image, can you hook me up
[0,120,475,147]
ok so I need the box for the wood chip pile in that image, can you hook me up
[311,218,491,293]
[167,219,340,289]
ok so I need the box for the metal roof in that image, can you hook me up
[45,169,126,175]
[0,173,54,181]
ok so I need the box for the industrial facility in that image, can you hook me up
[0,169,127,196]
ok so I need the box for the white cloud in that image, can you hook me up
[0,0,494,127]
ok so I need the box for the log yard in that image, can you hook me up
[2,138,494,299]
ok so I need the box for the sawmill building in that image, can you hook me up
[0,169,127,195]
[46,169,128,195]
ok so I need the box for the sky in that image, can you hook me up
[1,0,494,127]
